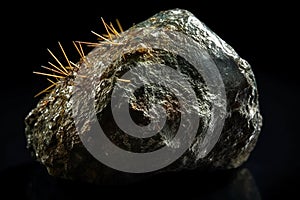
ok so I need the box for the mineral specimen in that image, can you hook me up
[25,8,262,184]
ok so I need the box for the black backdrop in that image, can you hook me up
[1,1,298,199]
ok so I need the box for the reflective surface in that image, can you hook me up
[0,162,261,200]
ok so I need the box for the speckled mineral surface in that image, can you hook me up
[25,8,262,184]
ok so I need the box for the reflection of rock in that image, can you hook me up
[25,8,262,183]
[233,169,261,200]
[0,164,261,200]
[210,168,261,200]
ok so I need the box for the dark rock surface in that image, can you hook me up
[25,8,262,184]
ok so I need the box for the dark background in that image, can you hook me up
[1,1,298,199]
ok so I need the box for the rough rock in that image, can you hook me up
[25,8,262,184]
